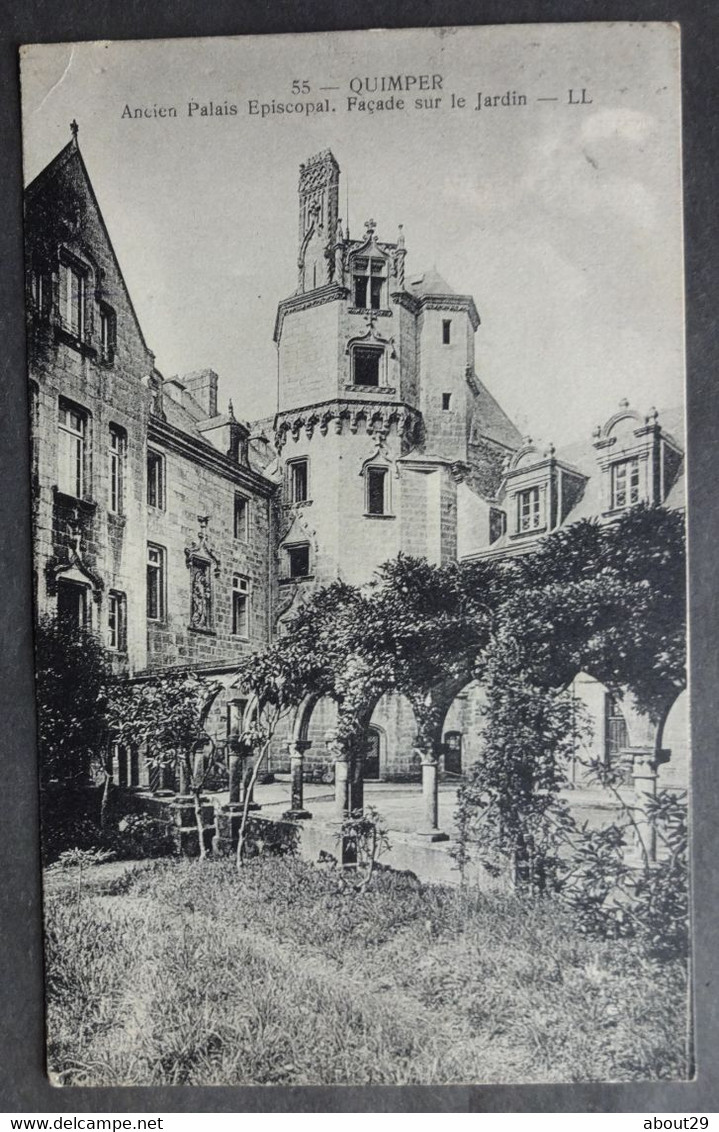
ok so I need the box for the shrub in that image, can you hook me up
[560,790,689,962]
[117,814,175,859]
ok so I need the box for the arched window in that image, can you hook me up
[364,726,382,780]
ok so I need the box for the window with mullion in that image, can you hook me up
[611,457,640,509]
[517,486,541,533]
[58,401,86,498]
[352,256,386,310]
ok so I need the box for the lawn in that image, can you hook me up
[44,855,691,1086]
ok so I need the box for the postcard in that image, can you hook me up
[20,23,689,1086]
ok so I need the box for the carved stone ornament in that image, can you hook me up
[184,515,221,576]
[46,511,104,600]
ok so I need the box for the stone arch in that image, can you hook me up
[439,677,489,777]
[655,687,689,790]
[366,691,420,781]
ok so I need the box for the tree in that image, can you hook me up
[365,555,498,758]
[107,670,222,859]
[35,615,110,792]
[507,505,686,719]
[455,504,687,890]
[455,630,589,889]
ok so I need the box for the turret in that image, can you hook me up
[297,150,340,293]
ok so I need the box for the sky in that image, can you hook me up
[20,23,684,445]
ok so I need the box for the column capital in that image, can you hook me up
[414,746,438,767]
[288,739,312,757]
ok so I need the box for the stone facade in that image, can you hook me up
[26,131,276,768]
[26,132,687,794]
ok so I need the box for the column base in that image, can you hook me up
[414,829,450,842]
[282,808,312,820]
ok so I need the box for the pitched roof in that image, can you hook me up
[407,268,456,296]
[25,132,154,359]
[471,377,524,450]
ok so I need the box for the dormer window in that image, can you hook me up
[352,256,386,310]
[611,457,640,510]
[517,486,541,533]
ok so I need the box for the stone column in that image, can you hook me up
[178,761,189,796]
[629,747,670,864]
[416,750,449,842]
[228,748,242,804]
[326,730,350,821]
[283,741,312,820]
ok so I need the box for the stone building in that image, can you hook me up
[25,126,276,788]
[454,402,688,791]
[25,129,687,800]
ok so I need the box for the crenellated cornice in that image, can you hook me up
[273,397,422,450]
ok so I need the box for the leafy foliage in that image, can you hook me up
[454,633,590,890]
[107,670,222,858]
[560,790,689,961]
[35,615,110,789]
[335,804,391,890]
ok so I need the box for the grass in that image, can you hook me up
[44,855,691,1086]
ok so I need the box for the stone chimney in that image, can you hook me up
[182,369,219,419]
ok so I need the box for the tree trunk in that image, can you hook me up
[100,769,113,829]
[236,742,269,869]
[192,787,206,860]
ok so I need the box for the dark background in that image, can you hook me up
[1,0,717,1114]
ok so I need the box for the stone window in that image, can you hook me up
[189,557,213,632]
[353,346,382,388]
[288,458,309,503]
[442,393,452,411]
[234,493,249,540]
[58,399,88,499]
[611,457,640,510]
[442,320,451,344]
[108,590,127,651]
[232,574,250,637]
[31,265,52,321]
[57,578,90,630]
[352,256,386,310]
[108,424,126,515]
[366,466,389,516]
[287,543,310,579]
[517,486,541,533]
[147,543,166,621]
[147,449,165,509]
[100,303,116,364]
[62,260,87,339]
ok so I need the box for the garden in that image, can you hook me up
[38,504,691,1085]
